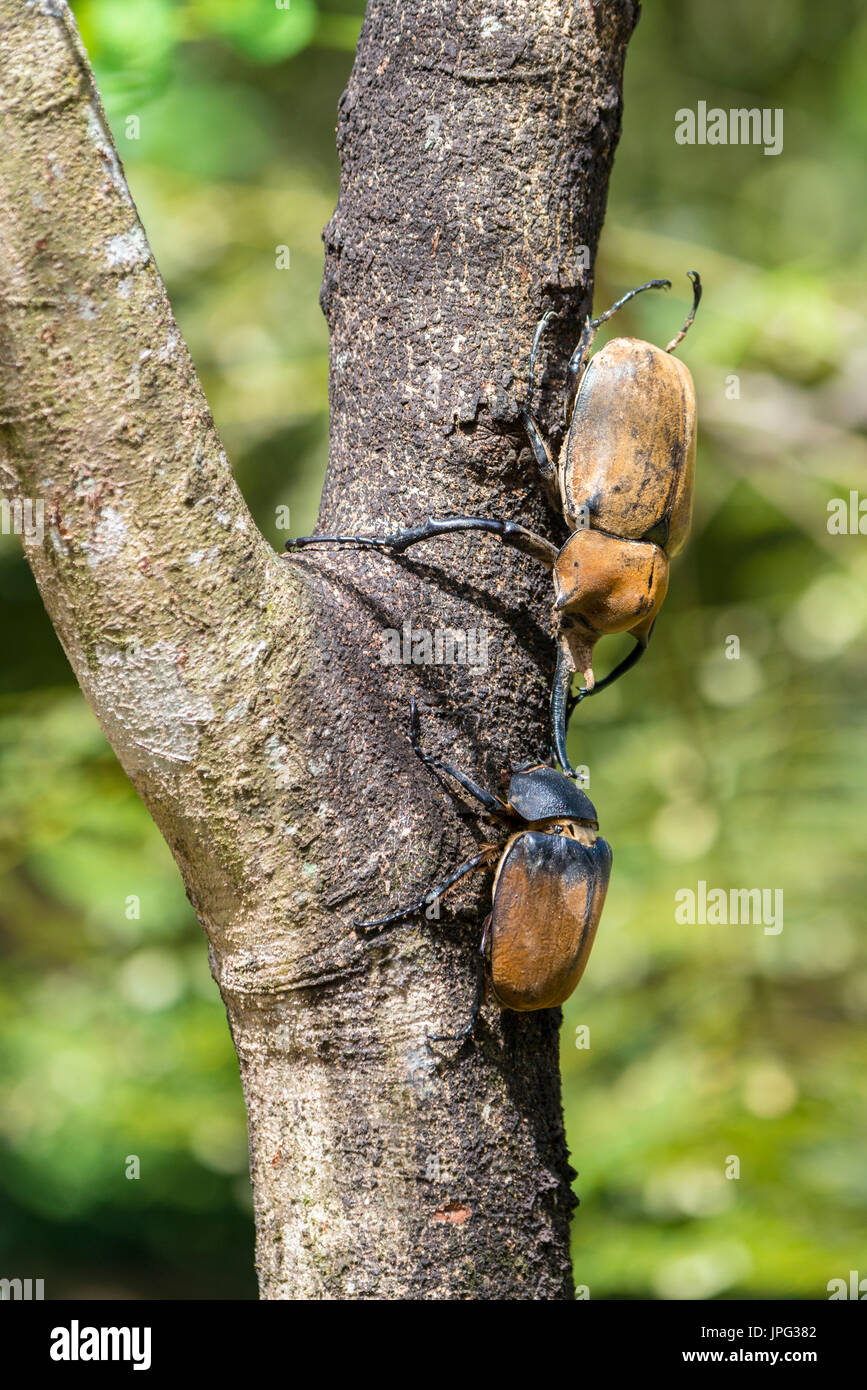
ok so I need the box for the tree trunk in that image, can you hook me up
[0,0,638,1298]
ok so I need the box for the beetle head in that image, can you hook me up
[507,763,598,826]
[553,530,670,690]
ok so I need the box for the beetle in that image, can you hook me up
[355,699,612,1043]
[285,273,701,776]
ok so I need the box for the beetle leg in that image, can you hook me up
[427,919,489,1047]
[527,309,559,397]
[565,277,673,420]
[665,270,703,354]
[565,689,583,723]
[577,636,648,699]
[563,317,597,422]
[409,698,513,820]
[354,847,498,932]
[511,753,554,772]
[286,516,558,570]
[520,309,561,507]
[589,277,672,330]
[520,408,560,509]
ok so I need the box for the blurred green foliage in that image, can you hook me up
[1,0,864,1298]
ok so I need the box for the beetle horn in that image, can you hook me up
[551,631,593,778]
[551,639,573,775]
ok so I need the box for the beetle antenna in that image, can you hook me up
[588,277,671,331]
[665,271,702,354]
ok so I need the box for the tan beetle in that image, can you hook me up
[286,273,701,775]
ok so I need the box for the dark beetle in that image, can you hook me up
[285,273,701,776]
[356,700,612,1042]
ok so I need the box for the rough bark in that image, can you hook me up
[0,0,638,1299]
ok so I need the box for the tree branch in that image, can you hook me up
[0,0,639,1298]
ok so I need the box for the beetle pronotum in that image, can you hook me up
[355,700,612,1043]
[285,273,702,776]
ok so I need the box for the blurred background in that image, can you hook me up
[1,0,864,1298]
